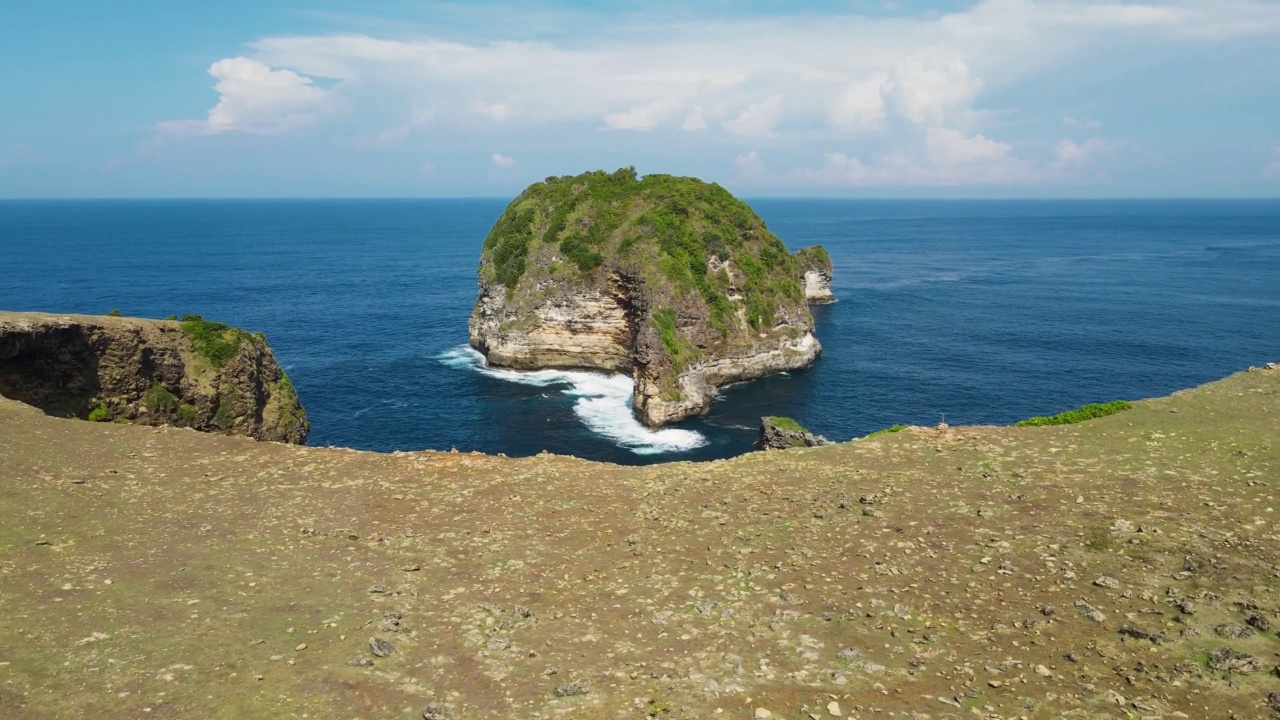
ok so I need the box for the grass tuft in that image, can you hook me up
[1016,401,1132,427]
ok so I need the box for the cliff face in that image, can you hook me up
[468,168,828,427]
[0,311,308,443]
[794,245,836,304]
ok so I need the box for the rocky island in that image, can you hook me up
[469,168,833,427]
[0,310,308,443]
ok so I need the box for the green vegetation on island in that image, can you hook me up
[480,167,803,334]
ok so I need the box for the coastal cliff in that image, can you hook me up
[469,168,829,427]
[0,310,308,443]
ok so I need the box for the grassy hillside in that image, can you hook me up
[1,366,1279,719]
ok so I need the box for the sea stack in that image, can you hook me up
[468,167,832,428]
[794,245,836,304]
[0,310,308,443]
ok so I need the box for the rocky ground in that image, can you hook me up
[1,367,1278,719]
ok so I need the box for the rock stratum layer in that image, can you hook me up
[469,168,831,427]
[0,310,308,443]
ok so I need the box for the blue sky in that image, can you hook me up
[1,0,1278,198]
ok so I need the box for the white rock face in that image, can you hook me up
[804,269,836,304]
[633,332,821,427]
[468,283,634,373]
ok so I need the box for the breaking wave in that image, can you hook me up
[437,346,707,455]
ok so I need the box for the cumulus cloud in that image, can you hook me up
[158,57,329,136]
[682,106,708,131]
[1051,137,1117,169]
[157,0,1280,186]
[828,74,888,132]
[491,153,517,168]
[884,59,980,127]
[723,95,784,138]
[605,97,686,131]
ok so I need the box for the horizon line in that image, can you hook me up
[3,196,1280,202]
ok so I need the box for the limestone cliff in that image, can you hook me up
[469,168,829,427]
[0,310,308,443]
[794,245,836,304]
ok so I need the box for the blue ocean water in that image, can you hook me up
[1,198,1277,464]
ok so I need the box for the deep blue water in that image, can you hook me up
[1,199,1277,464]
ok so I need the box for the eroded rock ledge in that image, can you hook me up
[468,168,832,427]
[0,310,308,443]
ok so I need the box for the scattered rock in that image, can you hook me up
[1034,664,1052,677]
[1207,649,1263,674]
[553,682,589,698]
[368,584,388,594]
[1174,597,1196,615]
[350,657,374,667]
[1093,576,1121,589]
[369,637,395,657]
[1214,623,1254,639]
[422,704,455,720]
[1075,601,1106,622]
[1119,626,1170,644]
[754,709,774,720]
[1246,613,1271,632]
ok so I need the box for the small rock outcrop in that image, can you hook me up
[794,246,836,304]
[469,168,831,428]
[754,416,830,451]
[0,310,308,443]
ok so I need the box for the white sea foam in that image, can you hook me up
[437,345,707,455]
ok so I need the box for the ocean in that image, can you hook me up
[2,198,1278,464]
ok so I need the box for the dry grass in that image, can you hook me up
[1,367,1278,719]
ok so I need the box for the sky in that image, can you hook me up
[1,0,1278,198]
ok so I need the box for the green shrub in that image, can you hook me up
[144,384,179,414]
[177,403,199,425]
[1016,401,1132,427]
[865,424,908,438]
[87,404,110,422]
[650,308,698,369]
[766,416,806,433]
[106,309,123,317]
[179,316,251,369]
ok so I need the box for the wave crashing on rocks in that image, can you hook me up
[438,345,707,455]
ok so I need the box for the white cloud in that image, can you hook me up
[1051,137,1117,169]
[605,97,685,131]
[158,57,329,136]
[723,95,784,138]
[1064,115,1103,130]
[828,74,888,131]
[681,105,708,131]
[883,58,980,127]
[157,1,1280,188]
[474,102,511,121]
